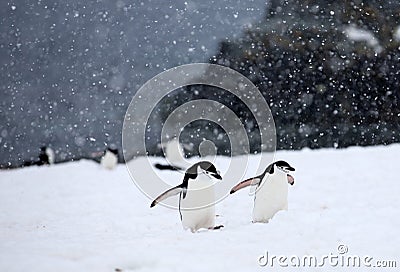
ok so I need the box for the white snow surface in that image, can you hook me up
[0,145,399,271]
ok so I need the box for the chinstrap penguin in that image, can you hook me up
[101,147,119,170]
[150,161,223,233]
[38,146,55,165]
[230,160,295,223]
[154,139,192,171]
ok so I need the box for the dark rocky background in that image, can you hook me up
[1,0,400,167]
[211,0,400,151]
[0,0,267,167]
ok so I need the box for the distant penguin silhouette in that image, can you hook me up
[101,147,118,170]
[154,139,190,171]
[37,146,55,166]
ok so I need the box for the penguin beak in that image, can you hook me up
[212,172,222,180]
[287,166,295,171]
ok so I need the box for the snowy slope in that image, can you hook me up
[0,145,399,271]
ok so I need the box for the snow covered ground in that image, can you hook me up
[0,144,399,271]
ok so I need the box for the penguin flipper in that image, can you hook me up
[230,177,261,194]
[150,186,183,207]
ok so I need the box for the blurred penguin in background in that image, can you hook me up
[165,138,185,166]
[154,138,191,171]
[101,147,119,170]
[37,146,55,166]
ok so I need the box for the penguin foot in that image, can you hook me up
[209,225,224,230]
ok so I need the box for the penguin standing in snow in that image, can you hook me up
[230,161,295,223]
[100,147,119,170]
[150,161,223,232]
[38,146,55,165]
[154,139,191,171]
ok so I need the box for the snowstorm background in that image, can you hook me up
[1,0,399,168]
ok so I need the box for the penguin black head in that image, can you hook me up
[266,160,295,174]
[275,160,295,172]
[186,161,222,180]
[106,147,118,155]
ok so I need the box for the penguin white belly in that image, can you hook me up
[101,152,118,170]
[253,173,288,223]
[45,148,55,164]
[180,175,216,232]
